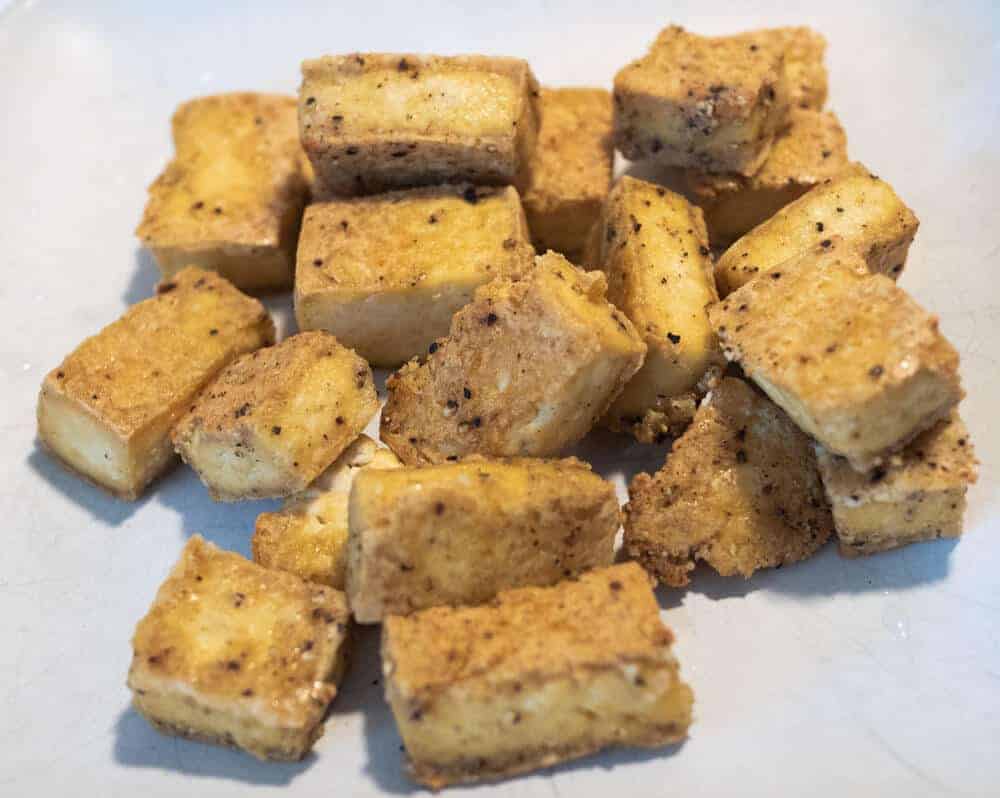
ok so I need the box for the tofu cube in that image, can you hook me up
[294,184,535,367]
[347,457,619,622]
[625,377,833,586]
[381,562,693,789]
[37,268,274,500]
[521,87,614,260]
[714,164,919,296]
[172,331,378,501]
[685,109,848,247]
[588,177,724,441]
[127,536,350,761]
[299,53,539,197]
[709,246,963,471]
[768,26,828,110]
[613,26,791,175]
[817,414,977,557]
[252,435,401,589]
[136,93,310,293]
[380,252,647,464]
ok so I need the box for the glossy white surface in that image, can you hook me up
[2,1,998,795]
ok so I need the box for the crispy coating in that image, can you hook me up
[817,414,977,557]
[614,25,791,175]
[380,252,646,464]
[37,268,273,500]
[686,109,848,247]
[294,184,534,367]
[346,456,619,622]
[299,53,539,196]
[588,177,724,441]
[768,26,828,110]
[127,536,350,761]
[625,378,833,586]
[136,93,309,292]
[252,435,401,588]
[522,88,614,260]
[709,246,963,471]
[714,164,919,296]
[381,563,693,788]
[172,331,378,501]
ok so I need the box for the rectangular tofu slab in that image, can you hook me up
[816,414,977,557]
[172,331,378,501]
[299,53,539,196]
[381,562,693,789]
[37,268,273,500]
[346,457,618,622]
[588,177,724,441]
[709,246,963,471]
[614,25,791,175]
[625,377,833,586]
[127,536,351,761]
[522,87,614,260]
[714,164,919,296]
[380,252,646,464]
[136,93,310,292]
[252,435,401,588]
[685,109,848,247]
[294,184,534,367]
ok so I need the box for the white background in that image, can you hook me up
[1,1,998,796]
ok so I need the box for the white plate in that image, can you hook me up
[2,1,998,796]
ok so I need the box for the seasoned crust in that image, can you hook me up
[625,378,833,586]
[767,26,828,110]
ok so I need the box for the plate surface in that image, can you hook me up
[1,1,998,796]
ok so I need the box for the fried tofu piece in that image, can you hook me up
[294,184,534,367]
[686,109,848,247]
[37,268,273,500]
[347,457,618,622]
[127,536,350,761]
[381,562,692,789]
[769,26,828,110]
[614,26,791,175]
[381,252,646,464]
[587,177,724,441]
[252,435,400,589]
[817,414,977,557]
[172,332,378,501]
[136,93,309,293]
[714,164,919,296]
[709,247,963,471]
[625,378,833,586]
[522,88,614,260]
[299,53,539,197]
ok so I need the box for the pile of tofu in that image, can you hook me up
[35,23,977,790]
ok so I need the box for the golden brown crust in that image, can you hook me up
[767,26,828,110]
[625,378,833,586]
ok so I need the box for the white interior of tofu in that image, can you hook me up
[187,437,293,499]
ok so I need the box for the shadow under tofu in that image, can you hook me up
[568,427,672,488]
[112,705,315,786]
[620,160,692,198]
[123,248,160,305]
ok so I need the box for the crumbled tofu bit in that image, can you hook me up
[381,563,693,788]
[625,377,833,586]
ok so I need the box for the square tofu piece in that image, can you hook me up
[299,54,539,197]
[522,88,614,260]
[37,268,273,500]
[347,457,618,622]
[614,26,791,175]
[380,252,646,464]
[685,109,848,247]
[128,536,350,761]
[588,177,724,441]
[768,26,828,110]
[252,435,401,588]
[817,414,977,557]
[136,93,310,293]
[709,247,963,471]
[714,164,919,296]
[172,331,378,501]
[381,562,693,789]
[625,378,833,586]
[294,184,535,367]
